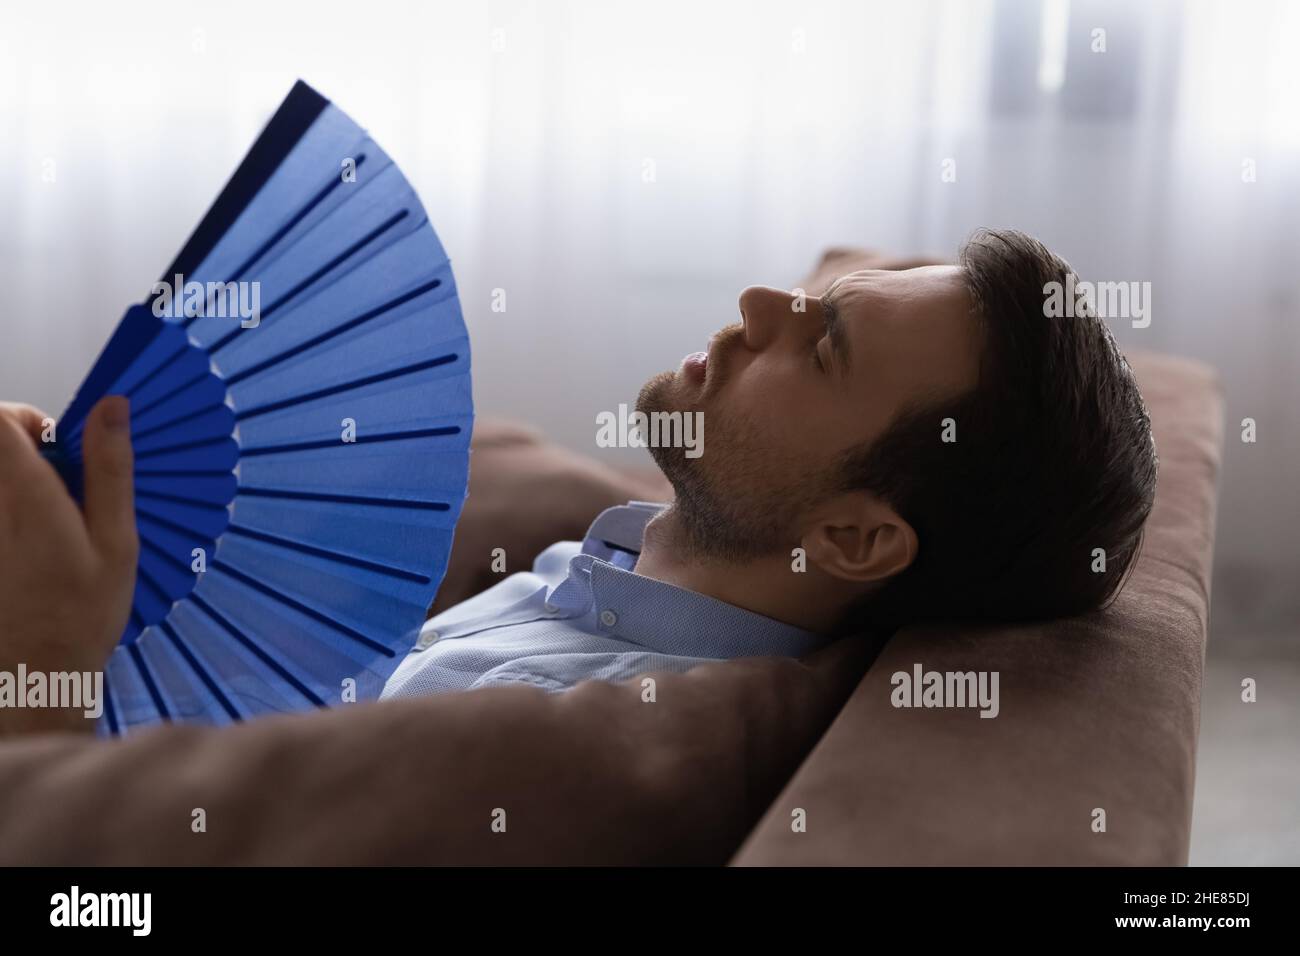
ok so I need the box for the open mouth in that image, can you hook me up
[682,350,708,381]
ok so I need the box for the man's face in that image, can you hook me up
[637,266,981,561]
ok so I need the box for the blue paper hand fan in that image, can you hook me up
[43,81,473,735]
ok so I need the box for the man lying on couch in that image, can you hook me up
[0,228,1157,735]
[385,227,1158,698]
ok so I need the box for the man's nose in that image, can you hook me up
[737,285,820,351]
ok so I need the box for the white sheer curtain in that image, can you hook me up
[1,0,1296,629]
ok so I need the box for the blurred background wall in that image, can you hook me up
[1,0,1297,648]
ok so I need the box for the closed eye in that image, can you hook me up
[820,289,850,375]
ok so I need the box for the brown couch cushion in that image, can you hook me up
[731,350,1224,865]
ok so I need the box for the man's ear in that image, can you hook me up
[800,492,918,584]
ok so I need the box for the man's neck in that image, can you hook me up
[631,507,849,634]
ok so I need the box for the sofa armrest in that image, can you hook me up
[0,636,872,865]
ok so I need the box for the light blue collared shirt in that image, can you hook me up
[380,501,821,698]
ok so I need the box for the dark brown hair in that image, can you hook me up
[837,228,1158,634]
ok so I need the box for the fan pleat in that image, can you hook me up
[130,564,178,634]
[237,446,471,505]
[137,498,229,539]
[171,598,321,713]
[236,488,451,510]
[226,282,450,388]
[210,152,372,296]
[127,642,171,722]
[226,523,430,584]
[189,569,376,704]
[136,472,237,502]
[229,496,448,580]
[177,108,383,285]
[157,620,243,723]
[136,534,207,602]
[189,166,426,353]
[132,404,233,444]
[133,437,239,472]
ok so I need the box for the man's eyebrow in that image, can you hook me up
[821,285,853,374]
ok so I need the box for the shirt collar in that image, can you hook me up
[546,502,822,659]
[580,501,665,567]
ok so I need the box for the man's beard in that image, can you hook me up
[634,369,827,564]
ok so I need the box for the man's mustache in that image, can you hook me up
[701,323,745,395]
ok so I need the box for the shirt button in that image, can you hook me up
[599,609,618,628]
[415,629,439,650]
